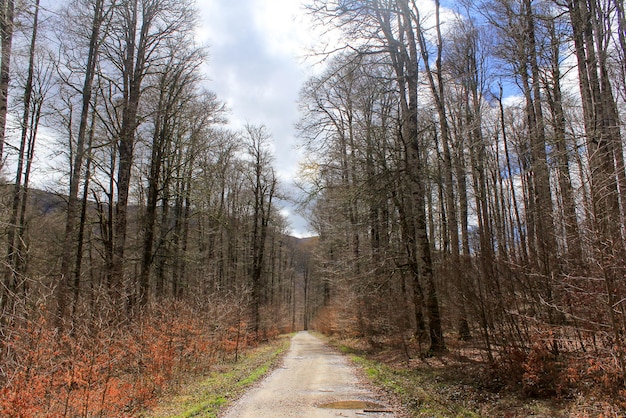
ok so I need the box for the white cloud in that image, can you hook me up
[254,2,304,56]
[196,0,317,237]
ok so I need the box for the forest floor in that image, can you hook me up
[329,335,626,417]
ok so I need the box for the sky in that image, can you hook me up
[192,0,459,238]
[195,0,322,238]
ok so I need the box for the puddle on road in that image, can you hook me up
[317,400,388,410]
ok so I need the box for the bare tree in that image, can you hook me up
[567,0,626,382]
[0,0,14,165]
[3,0,49,314]
[55,0,115,327]
[98,0,197,308]
[138,40,204,304]
[243,124,278,336]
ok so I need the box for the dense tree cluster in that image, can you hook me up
[0,1,310,411]
[301,0,626,391]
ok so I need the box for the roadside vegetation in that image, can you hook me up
[143,334,290,418]
[0,298,286,416]
[330,336,624,417]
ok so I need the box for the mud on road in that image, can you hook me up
[221,331,400,418]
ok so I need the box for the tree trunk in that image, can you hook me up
[0,0,14,165]
[5,0,40,313]
[59,0,105,326]
[568,0,626,383]
[523,0,557,282]
[545,17,582,264]
[111,0,150,308]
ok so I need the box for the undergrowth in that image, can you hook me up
[349,354,479,417]
[329,335,626,417]
[0,299,261,417]
[144,335,291,418]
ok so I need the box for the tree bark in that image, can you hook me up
[0,0,14,166]
[58,0,106,326]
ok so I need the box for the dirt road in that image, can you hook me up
[221,331,398,418]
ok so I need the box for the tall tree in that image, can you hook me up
[4,0,44,312]
[138,41,204,305]
[567,0,626,381]
[100,0,197,307]
[244,124,278,335]
[56,0,114,326]
[374,0,446,354]
[0,0,14,165]
[305,0,446,353]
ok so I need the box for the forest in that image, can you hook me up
[300,0,626,413]
[0,0,313,414]
[0,0,625,415]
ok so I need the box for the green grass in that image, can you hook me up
[238,363,270,387]
[339,342,569,417]
[174,397,227,418]
[144,336,291,418]
[347,352,480,418]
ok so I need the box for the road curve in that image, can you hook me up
[221,331,398,418]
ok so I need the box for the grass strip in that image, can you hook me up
[345,351,480,418]
[145,336,291,418]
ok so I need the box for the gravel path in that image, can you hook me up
[221,331,398,418]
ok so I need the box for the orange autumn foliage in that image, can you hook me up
[0,300,256,416]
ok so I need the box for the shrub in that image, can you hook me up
[0,299,255,416]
